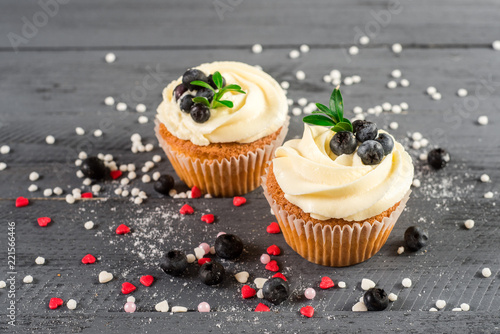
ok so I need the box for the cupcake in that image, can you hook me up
[155,61,289,197]
[262,86,414,267]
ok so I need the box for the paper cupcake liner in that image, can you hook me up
[154,117,289,197]
[262,171,411,267]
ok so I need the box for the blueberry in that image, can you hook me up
[214,234,244,260]
[427,148,450,169]
[357,140,384,165]
[190,103,211,123]
[352,119,366,134]
[160,250,188,277]
[81,157,107,180]
[363,288,389,311]
[329,131,357,156]
[154,174,175,195]
[180,95,194,113]
[375,133,394,155]
[355,121,378,142]
[199,261,225,286]
[182,69,208,90]
[208,74,226,89]
[404,226,429,251]
[196,88,214,102]
[263,277,289,305]
[173,84,187,101]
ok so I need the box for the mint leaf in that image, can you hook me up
[216,100,233,108]
[303,115,336,127]
[315,103,339,122]
[192,96,210,107]
[212,71,223,89]
[332,121,353,133]
[191,81,214,91]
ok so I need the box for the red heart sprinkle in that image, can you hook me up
[241,285,256,299]
[267,244,281,256]
[266,222,281,234]
[198,258,212,265]
[49,297,64,310]
[81,192,93,198]
[272,273,287,281]
[233,196,246,207]
[191,186,202,199]
[201,214,215,224]
[81,254,96,264]
[179,204,194,215]
[255,303,270,312]
[110,170,122,180]
[37,217,51,227]
[140,275,154,287]
[265,260,279,272]
[121,282,136,294]
[115,224,131,235]
[300,305,314,318]
[16,197,29,208]
[319,276,335,289]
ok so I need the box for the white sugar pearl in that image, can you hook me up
[398,103,408,111]
[91,184,101,194]
[131,188,140,197]
[436,300,446,309]
[128,171,136,180]
[412,179,421,188]
[426,86,437,95]
[82,178,92,186]
[45,135,55,144]
[432,92,442,100]
[289,50,300,59]
[464,219,474,229]
[67,299,77,310]
[374,106,383,113]
[359,35,370,45]
[352,75,361,83]
[152,155,162,163]
[419,153,428,161]
[130,133,141,142]
[105,52,116,63]
[304,288,316,300]
[388,293,398,302]
[337,281,346,288]
[53,187,63,195]
[391,69,402,78]
[397,246,405,254]
[126,296,135,303]
[120,178,130,186]
[84,221,94,230]
[29,172,40,181]
[194,247,205,260]
[116,102,127,111]
[126,164,135,172]
[144,161,155,169]
[75,127,85,135]
[477,116,488,125]
[254,65,262,71]
[292,107,302,116]
[480,174,490,182]
[429,307,438,312]
[402,278,412,288]
[298,98,308,107]
[144,144,154,152]
[0,162,6,170]
[152,171,161,181]
[492,40,500,50]
[78,151,88,160]
[104,96,115,106]
[300,44,310,53]
[412,141,421,150]
[141,166,149,173]
[28,184,38,192]
[35,257,45,265]
[23,275,33,284]
[136,104,146,113]
[97,153,104,160]
[392,105,402,114]
[252,44,262,54]
[121,190,129,197]
[387,81,397,89]
[134,197,143,205]
[420,138,429,147]
[400,79,410,87]
[349,46,359,55]
[392,43,402,53]
[138,116,149,124]
[382,102,392,111]
[257,289,264,299]
[1,145,11,154]
[330,69,341,79]
[287,98,293,106]
[169,189,177,197]
[367,108,375,114]
[114,188,122,195]
[279,82,290,91]
[412,132,423,141]
[457,89,468,97]
[0,281,5,288]
[66,194,75,204]
[76,170,84,178]
[482,268,492,277]
[344,77,353,85]
[103,154,113,162]
[43,189,53,197]
[461,303,470,311]
[361,278,376,291]
[186,254,196,263]
[389,122,399,130]
[93,129,103,137]
[484,191,494,199]
[353,106,363,114]
[296,70,306,80]
[72,188,81,195]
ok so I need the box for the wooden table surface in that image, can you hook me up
[1,1,499,333]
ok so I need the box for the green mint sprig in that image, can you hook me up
[302,85,353,132]
[190,71,246,109]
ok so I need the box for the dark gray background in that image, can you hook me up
[0,0,499,333]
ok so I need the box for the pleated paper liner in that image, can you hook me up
[154,117,289,197]
[262,171,411,267]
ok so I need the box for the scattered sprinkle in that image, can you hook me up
[138,115,149,124]
[35,257,45,265]
[436,300,446,309]
[388,293,398,302]
[429,307,438,312]
[84,221,94,230]
[235,271,249,284]
[98,271,113,283]
[304,288,316,300]
[457,88,468,97]
[482,268,492,278]
[400,79,410,87]
[352,301,367,312]
[0,145,10,154]
[349,46,359,55]
[392,43,403,54]
[461,303,470,311]
[198,302,210,312]
[0,162,7,170]
[484,191,494,199]
[105,52,116,63]
[397,246,405,254]
[477,115,488,125]
[432,92,442,101]
[67,299,77,310]
[136,104,147,112]
[480,174,490,182]
[252,44,263,54]
[464,219,474,229]
[338,281,346,288]
[289,50,300,59]
[23,275,33,284]
[387,81,397,89]
[426,86,437,95]
[75,127,85,135]
[296,70,306,81]
[359,36,370,45]
[389,122,399,130]
[45,135,55,145]
[155,300,169,312]
[93,129,103,137]
[402,278,412,288]
[492,40,500,51]
[361,278,376,291]
[171,306,188,313]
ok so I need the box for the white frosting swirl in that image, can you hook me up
[156,61,288,146]
[272,125,414,221]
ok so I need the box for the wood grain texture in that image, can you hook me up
[1,1,500,333]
